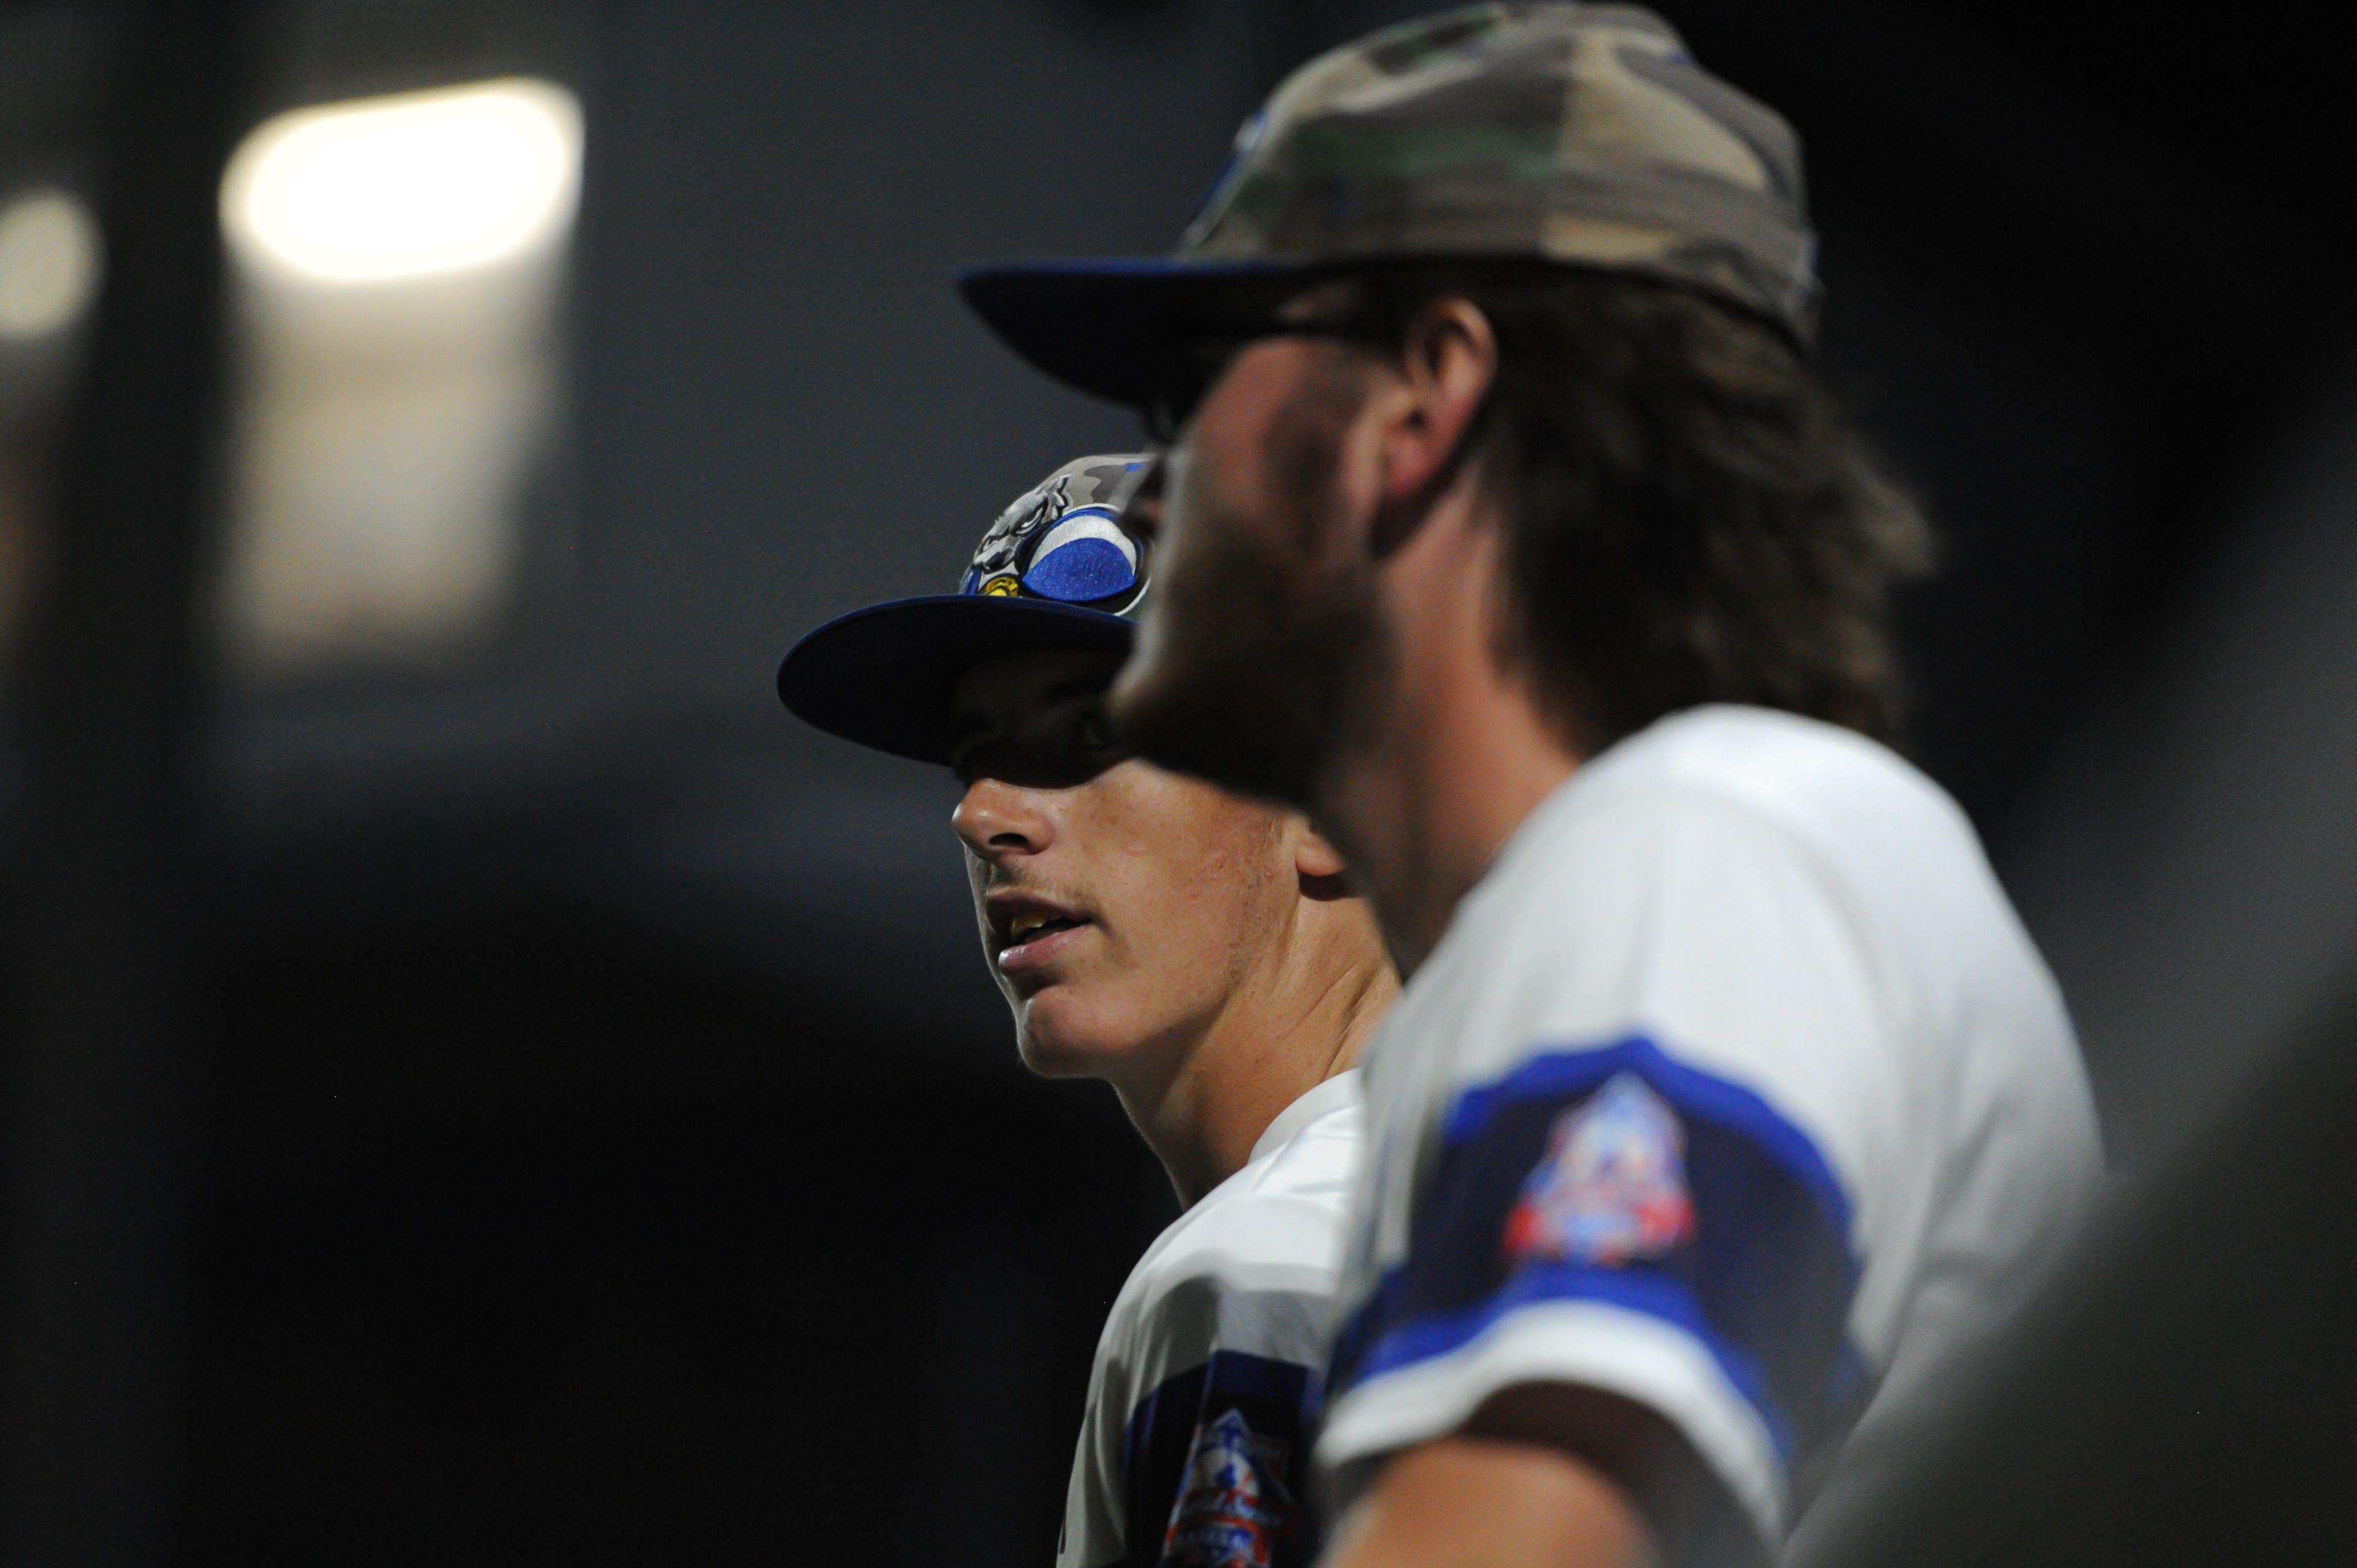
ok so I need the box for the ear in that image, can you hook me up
[1293,819,1355,901]
[1373,296,1497,536]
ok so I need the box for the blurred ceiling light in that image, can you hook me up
[221,78,581,286]
[0,187,103,339]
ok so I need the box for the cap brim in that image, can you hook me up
[777,595,1133,765]
[959,257,1318,407]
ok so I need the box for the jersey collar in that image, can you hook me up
[1250,1068,1364,1167]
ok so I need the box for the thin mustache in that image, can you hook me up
[981,876,1090,913]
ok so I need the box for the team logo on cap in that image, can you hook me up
[1161,1408,1296,1568]
[1504,1073,1696,1268]
[1022,505,1138,602]
[959,456,1152,616]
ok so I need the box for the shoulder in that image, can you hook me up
[1442,706,2029,1014]
[1129,1095,1363,1310]
[1389,705,2084,1224]
[1558,706,1973,877]
[1577,708,2072,1047]
[1094,1092,1365,1403]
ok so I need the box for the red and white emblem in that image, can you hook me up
[1503,1072,1696,1267]
[1161,1407,1295,1568]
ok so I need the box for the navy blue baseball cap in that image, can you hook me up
[776,454,1156,765]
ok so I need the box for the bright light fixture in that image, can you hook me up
[222,78,581,285]
[0,187,103,339]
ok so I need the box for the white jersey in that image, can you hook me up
[1314,706,2100,1550]
[1059,1072,1363,1568]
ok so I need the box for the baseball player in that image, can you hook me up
[958,8,2102,1566]
[776,455,1398,1567]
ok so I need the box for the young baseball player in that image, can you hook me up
[959,8,2101,1566]
[776,454,1397,1568]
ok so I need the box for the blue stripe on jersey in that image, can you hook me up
[1350,1264,1799,1458]
[1328,1036,1866,1475]
[1442,1038,1855,1231]
[1121,1349,1320,1568]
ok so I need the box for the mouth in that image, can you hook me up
[986,893,1096,976]
[1006,909,1085,944]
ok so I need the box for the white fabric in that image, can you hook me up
[1058,1070,1363,1568]
[1313,706,2102,1546]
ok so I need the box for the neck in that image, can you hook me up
[1319,491,1582,976]
[1113,903,1393,1210]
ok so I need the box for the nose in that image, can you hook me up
[952,776,1058,863]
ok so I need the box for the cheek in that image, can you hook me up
[1008,798,1282,1078]
[1094,783,1281,960]
[1181,363,1374,595]
[1185,375,1279,500]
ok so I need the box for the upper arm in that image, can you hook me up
[1322,1423,1666,1568]
[1320,797,1908,1549]
[1118,1253,1347,1568]
[1124,1346,1319,1568]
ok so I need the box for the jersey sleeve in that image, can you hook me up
[1112,1257,1337,1567]
[1320,791,1909,1545]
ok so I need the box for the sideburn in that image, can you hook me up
[1114,351,1395,813]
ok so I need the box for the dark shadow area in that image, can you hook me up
[190,907,1172,1566]
[1798,986,2357,1568]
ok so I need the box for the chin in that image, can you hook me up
[1010,989,1147,1081]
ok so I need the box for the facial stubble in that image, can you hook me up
[1111,354,1395,816]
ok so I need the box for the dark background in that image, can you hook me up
[2,1,2353,1563]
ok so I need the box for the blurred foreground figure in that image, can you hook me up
[963,7,2100,1565]
[778,457,1396,1566]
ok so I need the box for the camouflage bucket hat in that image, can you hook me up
[777,454,1156,765]
[961,2,1815,407]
